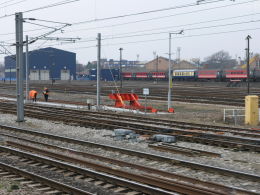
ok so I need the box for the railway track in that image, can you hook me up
[0,127,259,194]
[0,146,173,195]
[0,124,259,183]
[0,101,259,152]
[1,82,259,106]
[0,162,93,195]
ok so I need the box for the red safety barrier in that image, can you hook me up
[109,93,158,113]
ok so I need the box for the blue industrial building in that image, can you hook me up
[5,47,76,81]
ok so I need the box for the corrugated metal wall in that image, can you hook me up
[4,47,76,80]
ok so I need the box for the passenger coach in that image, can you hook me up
[173,69,197,81]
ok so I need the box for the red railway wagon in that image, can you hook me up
[135,72,149,79]
[151,72,167,79]
[122,72,133,80]
[224,70,247,80]
[198,70,219,80]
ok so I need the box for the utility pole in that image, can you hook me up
[156,55,159,83]
[119,48,123,90]
[9,67,11,84]
[246,35,252,95]
[168,30,183,111]
[15,12,24,122]
[97,33,101,110]
[25,35,29,102]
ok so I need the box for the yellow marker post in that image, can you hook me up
[245,95,259,126]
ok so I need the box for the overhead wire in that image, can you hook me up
[1,0,259,59]
[71,0,260,26]
[0,0,80,20]
[100,19,260,41]
[1,0,258,38]
[46,17,260,45]
[45,0,260,42]
[97,13,260,37]
[0,0,18,6]
[35,26,260,51]
[0,0,29,9]
[72,0,232,25]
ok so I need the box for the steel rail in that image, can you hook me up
[7,141,226,195]
[3,136,258,195]
[33,104,260,137]
[0,124,259,182]
[0,162,94,195]
[0,102,259,151]
[0,145,184,195]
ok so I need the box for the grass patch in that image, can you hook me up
[7,182,20,192]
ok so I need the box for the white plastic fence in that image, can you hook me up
[223,109,245,125]
[223,109,260,125]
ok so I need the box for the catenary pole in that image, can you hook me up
[15,12,24,122]
[25,35,29,102]
[9,67,11,84]
[97,33,101,110]
[168,33,172,111]
[119,48,123,90]
[156,55,159,83]
[246,35,251,95]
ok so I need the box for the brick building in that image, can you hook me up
[145,57,174,72]
[145,57,196,71]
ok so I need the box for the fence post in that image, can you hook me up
[234,109,237,125]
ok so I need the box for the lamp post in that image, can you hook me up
[246,35,251,95]
[168,30,183,111]
[119,48,123,90]
[25,35,29,101]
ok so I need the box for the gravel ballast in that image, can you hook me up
[0,112,259,192]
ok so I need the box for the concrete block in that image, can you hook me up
[114,129,134,136]
[152,134,176,143]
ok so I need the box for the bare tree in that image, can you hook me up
[203,50,237,69]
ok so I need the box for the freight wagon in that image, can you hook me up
[89,69,120,81]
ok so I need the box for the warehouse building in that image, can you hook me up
[4,47,76,81]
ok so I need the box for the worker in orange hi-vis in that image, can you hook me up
[29,90,38,102]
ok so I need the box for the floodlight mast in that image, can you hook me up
[168,30,183,111]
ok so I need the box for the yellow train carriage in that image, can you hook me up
[173,69,197,80]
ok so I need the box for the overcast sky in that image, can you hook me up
[0,0,260,64]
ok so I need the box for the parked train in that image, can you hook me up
[122,69,260,81]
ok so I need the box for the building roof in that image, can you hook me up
[30,47,76,55]
[174,60,197,70]
[146,56,175,65]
